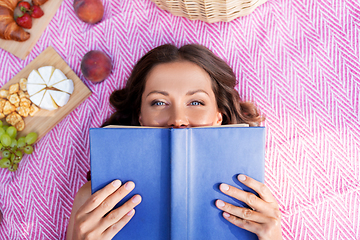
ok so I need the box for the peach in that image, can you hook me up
[73,0,104,24]
[81,50,112,83]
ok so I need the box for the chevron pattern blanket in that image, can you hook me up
[0,0,359,239]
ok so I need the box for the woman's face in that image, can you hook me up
[139,61,223,128]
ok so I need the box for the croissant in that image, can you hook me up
[0,0,30,42]
[32,0,48,5]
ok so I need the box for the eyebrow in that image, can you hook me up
[186,89,209,96]
[146,89,209,97]
[146,91,169,97]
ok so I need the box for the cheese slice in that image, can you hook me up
[48,90,70,107]
[48,69,67,87]
[39,90,58,111]
[52,79,74,94]
[38,66,55,84]
[28,70,46,84]
[27,67,74,111]
[27,83,46,97]
[29,89,46,106]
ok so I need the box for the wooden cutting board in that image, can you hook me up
[0,0,64,60]
[1,46,92,142]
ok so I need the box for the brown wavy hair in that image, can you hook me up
[102,44,264,127]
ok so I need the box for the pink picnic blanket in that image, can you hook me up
[0,0,359,239]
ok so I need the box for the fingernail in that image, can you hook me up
[127,209,135,216]
[112,180,121,188]
[132,195,141,204]
[125,181,135,190]
[238,175,246,182]
[216,200,225,208]
[223,212,230,218]
[220,183,229,191]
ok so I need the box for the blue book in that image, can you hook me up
[90,125,265,240]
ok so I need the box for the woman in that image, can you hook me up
[67,44,282,240]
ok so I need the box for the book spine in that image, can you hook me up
[170,128,188,240]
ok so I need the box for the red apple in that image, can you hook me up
[81,50,112,83]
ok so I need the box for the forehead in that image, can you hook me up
[144,61,213,91]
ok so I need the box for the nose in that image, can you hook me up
[167,105,189,128]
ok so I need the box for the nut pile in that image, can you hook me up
[0,78,39,131]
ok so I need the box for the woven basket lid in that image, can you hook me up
[150,0,268,23]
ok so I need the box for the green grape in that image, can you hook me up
[10,139,17,148]
[17,137,26,148]
[8,163,18,172]
[10,153,15,162]
[2,150,10,158]
[25,132,38,145]
[0,158,10,168]
[0,121,3,127]
[14,152,22,163]
[24,146,34,154]
[3,125,8,132]
[15,150,22,159]
[0,127,5,138]
[1,134,11,147]
[6,126,17,139]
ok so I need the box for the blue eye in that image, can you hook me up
[152,101,166,106]
[190,101,203,106]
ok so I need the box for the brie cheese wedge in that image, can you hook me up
[48,90,70,107]
[52,79,74,94]
[27,67,74,111]
[27,84,46,97]
[48,69,67,87]
[29,89,46,106]
[28,70,46,84]
[40,90,58,111]
[38,66,55,85]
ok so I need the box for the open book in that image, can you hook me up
[90,125,264,240]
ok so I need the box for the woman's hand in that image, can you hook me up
[215,175,282,240]
[70,180,142,240]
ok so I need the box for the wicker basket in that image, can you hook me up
[150,0,268,23]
